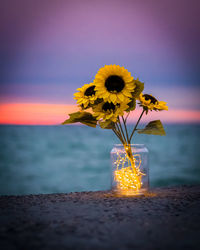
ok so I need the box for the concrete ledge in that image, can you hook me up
[0,186,200,250]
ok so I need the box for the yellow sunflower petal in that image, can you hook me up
[139,93,168,111]
[110,94,117,103]
[73,82,97,108]
[94,65,136,104]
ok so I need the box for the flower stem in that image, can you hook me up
[112,128,124,144]
[124,144,141,191]
[129,109,145,142]
[117,120,127,144]
[122,116,130,144]
[114,124,125,144]
[125,112,130,123]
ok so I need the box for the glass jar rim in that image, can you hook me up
[114,144,145,147]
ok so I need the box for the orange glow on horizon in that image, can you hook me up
[0,103,78,125]
[0,103,200,125]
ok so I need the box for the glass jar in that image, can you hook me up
[111,144,149,196]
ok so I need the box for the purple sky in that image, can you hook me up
[0,0,200,109]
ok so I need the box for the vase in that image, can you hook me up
[111,144,149,196]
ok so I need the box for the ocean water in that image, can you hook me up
[0,124,200,195]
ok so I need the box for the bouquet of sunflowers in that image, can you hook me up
[62,65,168,193]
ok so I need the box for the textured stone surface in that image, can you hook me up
[0,186,200,250]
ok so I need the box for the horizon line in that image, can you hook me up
[0,103,200,125]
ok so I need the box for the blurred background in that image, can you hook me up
[0,0,200,195]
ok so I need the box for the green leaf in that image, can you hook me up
[99,120,115,129]
[126,98,136,111]
[132,79,144,98]
[137,120,166,135]
[62,111,97,127]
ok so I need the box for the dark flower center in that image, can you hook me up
[143,94,158,104]
[105,75,125,93]
[84,86,96,96]
[102,102,116,112]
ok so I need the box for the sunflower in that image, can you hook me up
[139,93,168,111]
[92,101,129,122]
[74,83,97,108]
[94,65,136,104]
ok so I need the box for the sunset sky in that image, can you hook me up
[0,0,200,124]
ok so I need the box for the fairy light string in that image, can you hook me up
[114,146,145,193]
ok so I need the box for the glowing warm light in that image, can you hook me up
[114,150,145,195]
